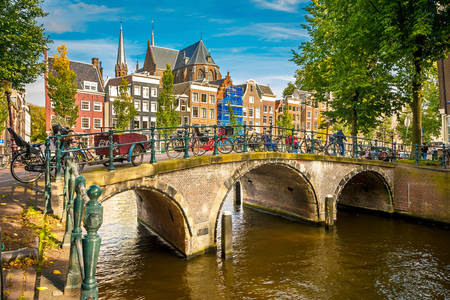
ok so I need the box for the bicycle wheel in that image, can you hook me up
[233,137,245,153]
[166,139,183,159]
[72,151,86,173]
[217,137,233,154]
[131,144,145,166]
[299,140,309,153]
[10,151,44,183]
[191,138,207,156]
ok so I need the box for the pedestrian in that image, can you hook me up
[421,143,428,160]
[334,129,347,156]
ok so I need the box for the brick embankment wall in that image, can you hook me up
[394,165,449,224]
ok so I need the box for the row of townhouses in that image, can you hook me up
[44,24,327,146]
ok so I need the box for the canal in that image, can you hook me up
[96,191,450,299]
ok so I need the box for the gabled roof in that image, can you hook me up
[144,44,179,70]
[48,57,104,93]
[257,84,275,97]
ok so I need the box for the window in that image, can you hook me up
[209,95,215,104]
[192,107,199,118]
[249,108,254,117]
[112,118,118,129]
[81,117,90,129]
[181,105,186,111]
[255,108,260,118]
[112,105,116,116]
[93,102,102,112]
[209,108,215,120]
[142,116,149,129]
[314,121,318,130]
[134,100,140,111]
[289,105,292,111]
[307,111,311,119]
[151,87,157,97]
[250,86,253,92]
[81,100,90,111]
[306,121,311,130]
[142,101,149,112]
[133,117,140,129]
[84,81,97,91]
[243,107,247,117]
[249,96,254,104]
[184,116,189,125]
[193,93,199,102]
[109,86,117,96]
[143,87,149,98]
[269,116,273,124]
[263,105,268,113]
[134,86,141,96]
[150,102,157,112]
[315,111,319,119]
[201,108,207,119]
[201,94,207,103]
[93,118,102,129]
[263,116,267,124]
[269,106,273,113]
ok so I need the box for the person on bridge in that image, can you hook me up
[421,143,428,160]
[334,129,347,156]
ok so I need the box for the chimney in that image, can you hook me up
[136,60,139,72]
[92,57,99,68]
[92,57,104,85]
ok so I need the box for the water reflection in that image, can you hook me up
[96,190,450,300]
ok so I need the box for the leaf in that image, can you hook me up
[52,269,61,275]
[36,287,48,291]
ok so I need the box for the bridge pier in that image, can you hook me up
[325,195,335,230]
[234,181,242,207]
[221,211,232,259]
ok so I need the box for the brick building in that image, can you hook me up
[438,53,450,143]
[45,57,105,146]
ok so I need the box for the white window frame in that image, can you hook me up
[93,118,102,130]
[209,95,215,104]
[209,108,215,120]
[81,100,90,111]
[201,107,207,119]
[143,87,149,98]
[81,117,90,129]
[142,101,149,112]
[93,101,102,112]
[134,100,140,111]
[201,93,207,103]
[84,81,97,91]
[255,108,260,118]
[134,86,141,96]
[192,106,199,118]
[109,86,118,96]
[133,116,140,129]
[249,108,254,118]
[150,102,157,112]
[151,87,157,97]
[249,96,254,104]
[192,93,199,103]
[307,111,311,119]
[142,116,149,129]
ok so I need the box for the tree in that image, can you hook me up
[29,104,46,142]
[0,0,49,90]
[292,0,399,138]
[378,0,449,145]
[277,104,293,135]
[113,77,137,130]
[227,102,242,134]
[46,45,78,127]
[0,87,8,134]
[282,82,296,97]
[156,64,179,137]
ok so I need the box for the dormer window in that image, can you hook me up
[84,81,97,91]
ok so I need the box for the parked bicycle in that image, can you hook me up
[192,126,233,155]
[165,129,192,159]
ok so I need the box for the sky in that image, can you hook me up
[26,0,311,106]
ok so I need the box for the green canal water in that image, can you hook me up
[97,191,450,299]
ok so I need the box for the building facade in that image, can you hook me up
[45,57,105,146]
[1,89,30,151]
[438,53,450,143]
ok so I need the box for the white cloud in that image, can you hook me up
[156,8,175,13]
[251,0,306,13]
[44,0,120,33]
[208,18,235,24]
[215,23,308,41]
[25,77,45,106]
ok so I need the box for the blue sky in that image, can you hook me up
[26,0,311,105]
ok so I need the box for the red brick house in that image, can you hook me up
[45,57,105,146]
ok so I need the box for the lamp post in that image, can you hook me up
[4,89,17,152]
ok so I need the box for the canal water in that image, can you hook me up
[96,191,450,300]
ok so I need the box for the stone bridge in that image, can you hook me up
[51,152,407,258]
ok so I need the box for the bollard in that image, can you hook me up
[234,181,242,206]
[150,126,156,164]
[221,211,232,259]
[108,129,115,171]
[64,176,86,292]
[325,195,335,230]
[81,185,103,300]
[44,139,53,215]
[184,124,190,159]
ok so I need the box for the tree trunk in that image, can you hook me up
[351,91,359,137]
[410,61,423,146]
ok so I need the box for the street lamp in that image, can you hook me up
[4,89,17,152]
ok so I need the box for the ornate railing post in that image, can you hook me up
[150,126,156,164]
[269,124,273,152]
[62,157,70,220]
[333,136,337,156]
[442,144,447,169]
[291,127,295,153]
[310,130,315,154]
[108,129,115,171]
[213,125,218,156]
[392,142,397,162]
[62,162,76,247]
[353,136,358,158]
[184,125,190,159]
[243,124,248,153]
[65,175,86,291]
[44,139,53,215]
[55,134,62,179]
[415,144,419,166]
[81,185,103,300]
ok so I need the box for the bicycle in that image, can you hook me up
[191,127,233,155]
[234,131,264,153]
[165,129,192,159]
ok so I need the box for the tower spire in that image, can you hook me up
[115,22,128,77]
[151,20,155,46]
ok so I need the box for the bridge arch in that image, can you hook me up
[99,181,193,257]
[211,160,320,242]
[334,168,394,213]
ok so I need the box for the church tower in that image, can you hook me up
[115,23,128,77]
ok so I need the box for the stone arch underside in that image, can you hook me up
[335,170,393,213]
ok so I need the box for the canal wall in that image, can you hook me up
[394,165,450,224]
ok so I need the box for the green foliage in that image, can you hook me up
[282,82,296,98]
[0,87,8,134]
[0,0,49,90]
[292,0,398,138]
[377,0,449,145]
[29,104,46,142]
[396,63,442,144]
[156,64,180,137]
[277,105,293,135]
[227,103,241,134]
[46,45,78,127]
[113,77,137,130]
